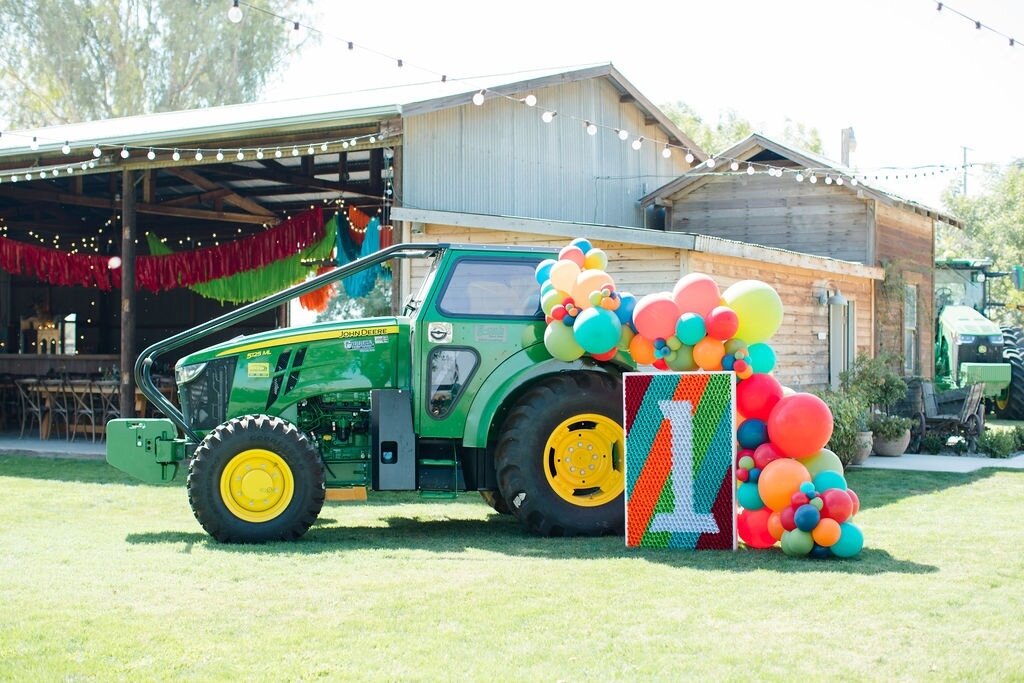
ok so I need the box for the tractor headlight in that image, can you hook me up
[989,334,1004,345]
[955,334,977,345]
[175,362,207,385]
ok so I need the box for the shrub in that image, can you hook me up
[978,430,1016,459]
[840,352,908,415]
[868,414,913,440]
[816,390,869,467]
[920,433,945,454]
[1013,425,1024,452]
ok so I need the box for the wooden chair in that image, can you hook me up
[915,381,985,452]
[66,379,99,442]
[42,379,72,440]
[14,379,45,438]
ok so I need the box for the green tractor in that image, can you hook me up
[107,243,629,542]
[934,258,1024,418]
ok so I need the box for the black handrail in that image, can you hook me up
[135,242,446,441]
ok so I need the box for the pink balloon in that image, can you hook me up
[558,245,586,267]
[766,393,834,459]
[672,273,721,318]
[632,293,680,340]
[705,305,739,341]
[736,373,784,422]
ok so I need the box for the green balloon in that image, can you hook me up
[725,338,748,355]
[810,497,824,511]
[544,323,584,362]
[803,448,844,477]
[781,529,814,556]
[541,289,563,315]
[738,456,755,470]
[666,343,696,370]
[831,522,864,558]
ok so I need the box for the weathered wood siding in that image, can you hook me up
[404,222,874,391]
[666,175,872,263]
[874,203,935,377]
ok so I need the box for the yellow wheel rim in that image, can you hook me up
[219,449,295,523]
[996,391,1009,411]
[543,413,624,507]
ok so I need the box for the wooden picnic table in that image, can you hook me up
[34,379,176,440]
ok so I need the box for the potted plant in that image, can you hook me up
[816,390,872,467]
[841,352,912,457]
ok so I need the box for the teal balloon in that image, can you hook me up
[813,470,848,492]
[541,281,554,295]
[570,237,593,253]
[737,482,764,510]
[803,448,844,477]
[831,522,864,558]
[666,344,696,370]
[736,419,768,449]
[535,259,557,285]
[747,343,777,374]
[781,529,814,556]
[676,312,707,345]
[544,322,584,361]
[572,307,622,354]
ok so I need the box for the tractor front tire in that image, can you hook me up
[188,414,325,543]
[495,373,624,537]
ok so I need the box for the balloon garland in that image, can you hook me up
[536,238,864,559]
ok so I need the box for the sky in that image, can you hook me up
[260,0,1024,210]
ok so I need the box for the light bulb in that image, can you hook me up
[66,167,74,174]
[30,136,38,150]
[631,137,643,151]
[851,177,859,186]
[147,148,156,160]
[228,0,243,23]
[541,111,556,123]
[321,142,329,151]
[236,149,245,160]
[795,172,805,182]
[706,157,717,168]
[746,164,755,175]
[25,172,32,180]
[120,147,129,159]
[40,170,47,178]
[216,150,224,161]
[291,147,299,156]
[685,152,695,164]
[307,145,314,155]
[92,145,102,157]
[730,160,739,171]
[617,129,629,141]
[836,176,845,186]
[342,141,349,149]
[172,149,181,161]
[195,150,203,161]
[275,147,282,158]
[472,90,485,106]
[585,121,597,135]
[662,146,672,159]
[809,174,818,184]
[825,175,833,185]
[524,94,537,107]
[61,142,71,155]
[256,148,264,159]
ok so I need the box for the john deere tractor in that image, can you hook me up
[107,243,628,543]
[934,258,1024,418]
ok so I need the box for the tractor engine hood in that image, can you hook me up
[939,305,1003,340]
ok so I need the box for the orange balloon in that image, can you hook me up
[757,458,811,512]
[812,517,842,547]
[692,337,726,370]
[767,510,784,541]
[629,334,657,365]
[571,269,615,310]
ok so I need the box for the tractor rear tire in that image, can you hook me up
[188,414,325,543]
[494,372,624,537]
[479,490,512,515]
[994,353,1024,420]
[1001,325,1024,349]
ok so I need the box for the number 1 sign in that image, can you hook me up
[624,372,736,549]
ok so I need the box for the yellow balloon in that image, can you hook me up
[583,248,609,271]
[571,270,615,310]
[549,260,581,294]
[722,280,783,343]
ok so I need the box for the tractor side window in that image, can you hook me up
[427,347,479,418]
[438,260,541,318]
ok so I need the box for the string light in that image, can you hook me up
[274,147,282,158]
[585,121,597,135]
[171,149,181,161]
[92,145,101,157]
[662,144,672,159]
[147,148,156,160]
[706,157,717,168]
[746,164,755,175]
[615,128,629,141]
[216,149,224,161]
[256,148,264,159]
[795,172,805,182]
[685,152,695,164]
[631,136,643,151]
[61,141,71,155]
[30,136,38,150]
[120,147,129,159]
[194,150,203,161]
[236,149,245,160]
[472,90,485,106]
[934,2,1019,50]
[227,0,243,23]
[523,94,537,107]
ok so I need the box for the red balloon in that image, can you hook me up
[848,488,861,516]
[791,492,809,507]
[653,358,669,370]
[780,505,797,531]
[736,373,784,422]
[737,507,777,549]
[737,468,750,482]
[591,349,617,361]
[820,488,854,523]
[753,442,784,468]
[705,305,739,340]
[766,393,834,458]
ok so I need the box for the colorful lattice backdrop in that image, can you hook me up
[624,372,736,550]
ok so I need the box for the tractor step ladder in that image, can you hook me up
[418,458,459,500]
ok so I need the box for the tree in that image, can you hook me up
[940,163,1024,325]
[316,276,393,323]
[660,100,824,156]
[0,0,312,128]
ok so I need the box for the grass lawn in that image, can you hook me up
[1,456,1022,681]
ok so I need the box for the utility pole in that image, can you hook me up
[962,145,971,196]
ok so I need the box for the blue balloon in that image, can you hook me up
[572,307,622,354]
[748,467,761,483]
[794,503,821,532]
[721,354,736,371]
[809,543,833,559]
[831,522,864,558]
[535,259,557,285]
[813,470,848,492]
[676,312,707,346]
[570,237,592,253]
[747,343,776,374]
[616,292,637,326]
[736,418,768,449]
[736,482,764,510]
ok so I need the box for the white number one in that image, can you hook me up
[647,400,720,534]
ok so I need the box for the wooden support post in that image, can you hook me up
[120,170,137,418]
